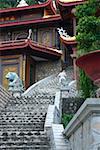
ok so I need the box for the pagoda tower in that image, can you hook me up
[0,0,63,89]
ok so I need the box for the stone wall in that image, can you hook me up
[35,60,61,82]
[63,98,100,150]
[62,98,84,114]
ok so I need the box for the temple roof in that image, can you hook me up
[56,0,85,6]
[56,0,85,19]
[0,0,56,15]
[60,35,77,45]
[0,14,61,28]
[0,39,62,59]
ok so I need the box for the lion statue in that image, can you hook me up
[6,72,24,92]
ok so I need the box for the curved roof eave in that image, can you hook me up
[56,0,85,7]
[0,15,61,28]
[0,39,62,57]
[60,36,77,45]
[0,0,56,14]
[30,40,62,56]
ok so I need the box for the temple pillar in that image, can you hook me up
[71,47,77,80]
[73,17,76,35]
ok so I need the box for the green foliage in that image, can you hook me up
[26,0,38,5]
[75,0,100,98]
[77,16,98,33]
[79,70,96,99]
[62,114,74,128]
[75,0,99,18]
[0,0,17,8]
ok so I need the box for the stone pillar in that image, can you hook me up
[71,47,77,80]
[73,17,76,36]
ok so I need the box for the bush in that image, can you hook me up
[75,0,100,98]
[62,114,74,128]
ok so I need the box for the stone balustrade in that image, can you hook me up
[63,98,100,150]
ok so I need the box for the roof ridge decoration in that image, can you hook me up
[56,0,85,6]
[17,0,29,7]
[0,0,54,14]
[57,27,76,42]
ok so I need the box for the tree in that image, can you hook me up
[75,0,100,98]
[0,0,17,8]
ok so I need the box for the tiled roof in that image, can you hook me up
[59,0,83,3]
[0,39,62,59]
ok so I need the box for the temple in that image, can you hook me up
[0,0,85,89]
[1,1,100,149]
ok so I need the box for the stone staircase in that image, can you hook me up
[0,94,54,149]
[0,66,74,150]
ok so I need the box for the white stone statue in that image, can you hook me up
[96,88,100,98]
[58,70,67,87]
[6,72,24,93]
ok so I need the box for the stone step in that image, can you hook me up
[5,96,54,107]
[0,120,45,124]
[0,145,50,150]
[0,115,46,119]
[0,111,47,115]
[0,131,48,136]
[0,125,44,131]
[0,140,49,145]
[0,135,49,140]
[3,107,48,112]
[0,130,50,149]
[0,115,46,124]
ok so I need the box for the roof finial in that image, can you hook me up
[57,27,70,38]
[27,29,32,40]
[17,0,28,7]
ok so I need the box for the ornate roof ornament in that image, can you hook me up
[57,27,70,38]
[27,29,32,40]
[57,27,76,42]
[17,0,28,7]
